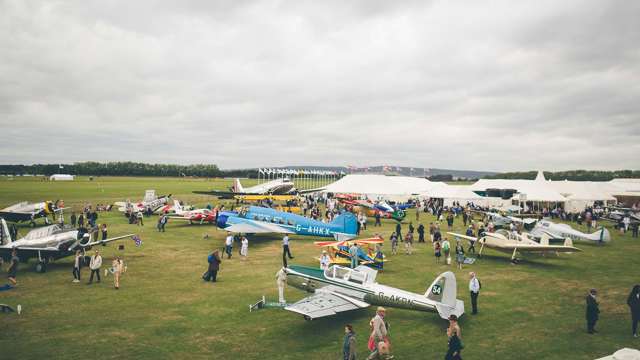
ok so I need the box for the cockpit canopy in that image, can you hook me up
[324,265,377,285]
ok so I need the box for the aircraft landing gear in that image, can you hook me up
[35,261,47,273]
[303,315,312,321]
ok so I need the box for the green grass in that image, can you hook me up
[0,177,638,359]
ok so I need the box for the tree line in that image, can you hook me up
[485,170,640,181]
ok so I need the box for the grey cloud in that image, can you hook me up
[0,0,638,171]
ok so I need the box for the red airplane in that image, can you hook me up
[167,201,217,225]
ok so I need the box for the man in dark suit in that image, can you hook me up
[586,288,600,334]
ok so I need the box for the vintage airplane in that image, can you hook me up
[600,208,640,224]
[114,190,171,213]
[216,206,358,240]
[195,178,297,199]
[314,237,386,269]
[282,265,464,321]
[470,210,537,229]
[339,199,406,222]
[529,219,611,244]
[447,229,581,263]
[0,218,137,273]
[0,200,66,226]
[167,201,217,224]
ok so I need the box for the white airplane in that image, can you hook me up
[114,190,171,213]
[448,229,581,263]
[0,219,136,273]
[0,200,67,226]
[529,219,611,244]
[167,201,217,224]
[281,264,464,321]
[471,210,537,228]
[195,178,296,199]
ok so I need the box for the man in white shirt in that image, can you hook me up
[276,268,287,303]
[282,234,293,265]
[224,233,234,259]
[469,272,481,315]
[319,250,331,270]
[88,250,102,284]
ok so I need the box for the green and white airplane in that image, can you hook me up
[283,264,464,321]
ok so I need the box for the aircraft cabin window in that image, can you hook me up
[288,220,294,226]
[334,267,351,280]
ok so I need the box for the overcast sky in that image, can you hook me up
[1,1,638,171]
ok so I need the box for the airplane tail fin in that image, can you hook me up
[540,233,550,246]
[591,227,611,243]
[0,218,11,245]
[173,200,183,214]
[425,271,465,320]
[331,212,358,239]
[233,178,244,193]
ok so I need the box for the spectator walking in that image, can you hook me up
[224,233,233,259]
[445,315,463,360]
[204,250,221,282]
[101,223,108,241]
[429,222,435,242]
[466,226,476,254]
[88,250,102,284]
[469,272,480,315]
[417,223,425,243]
[136,211,144,226]
[282,234,294,261]
[367,307,390,360]
[77,213,85,228]
[395,222,402,241]
[586,288,600,334]
[72,250,82,283]
[627,285,640,338]
[343,324,357,360]
[112,256,124,290]
[374,212,381,227]
[157,215,168,232]
[240,235,249,260]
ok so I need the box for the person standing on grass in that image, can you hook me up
[586,288,600,334]
[276,267,287,303]
[77,213,85,228]
[88,250,102,284]
[7,249,18,286]
[417,223,425,243]
[224,233,233,259]
[70,212,77,227]
[404,231,413,255]
[455,241,465,269]
[240,235,249,260]
[112,256,124,290]
[631,222,639,238]
[442,238,451,265]
[469,272,480,315]
[136,211,144,226]
[72,250,82,283]
[627,285,640,338]
[343,324,357,360]
[434,240,442,264]
[466,226,476,254]
[320,250,331,270]
[349,243,359,268]
[429,222,435,242]
[395,222,402,242]
[445,315,463,360]
[390,232,399,255]
[367,307,390,360]
[101,223,108,241]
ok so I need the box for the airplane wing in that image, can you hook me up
[223,222,295,234]
[285,286,369,320]
[496,244,581,253]
[447,232,478,243]
[80,234,136,248]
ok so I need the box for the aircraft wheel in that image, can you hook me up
[35,262,47,273]
[303,315,312,321]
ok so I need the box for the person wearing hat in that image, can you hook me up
[367,307,390,360]
[319,250,331,271]
[445,314,463,360]
[586,288,600,334]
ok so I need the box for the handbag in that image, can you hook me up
[367,335,376,352]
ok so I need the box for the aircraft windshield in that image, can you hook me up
[22,225,63,240]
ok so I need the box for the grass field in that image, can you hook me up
[0,176,638,359]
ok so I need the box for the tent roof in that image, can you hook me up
[420,184,483,200]
[322,174,437,196]
[470,179,567,202]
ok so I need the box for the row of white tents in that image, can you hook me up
[321,172,640,212]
